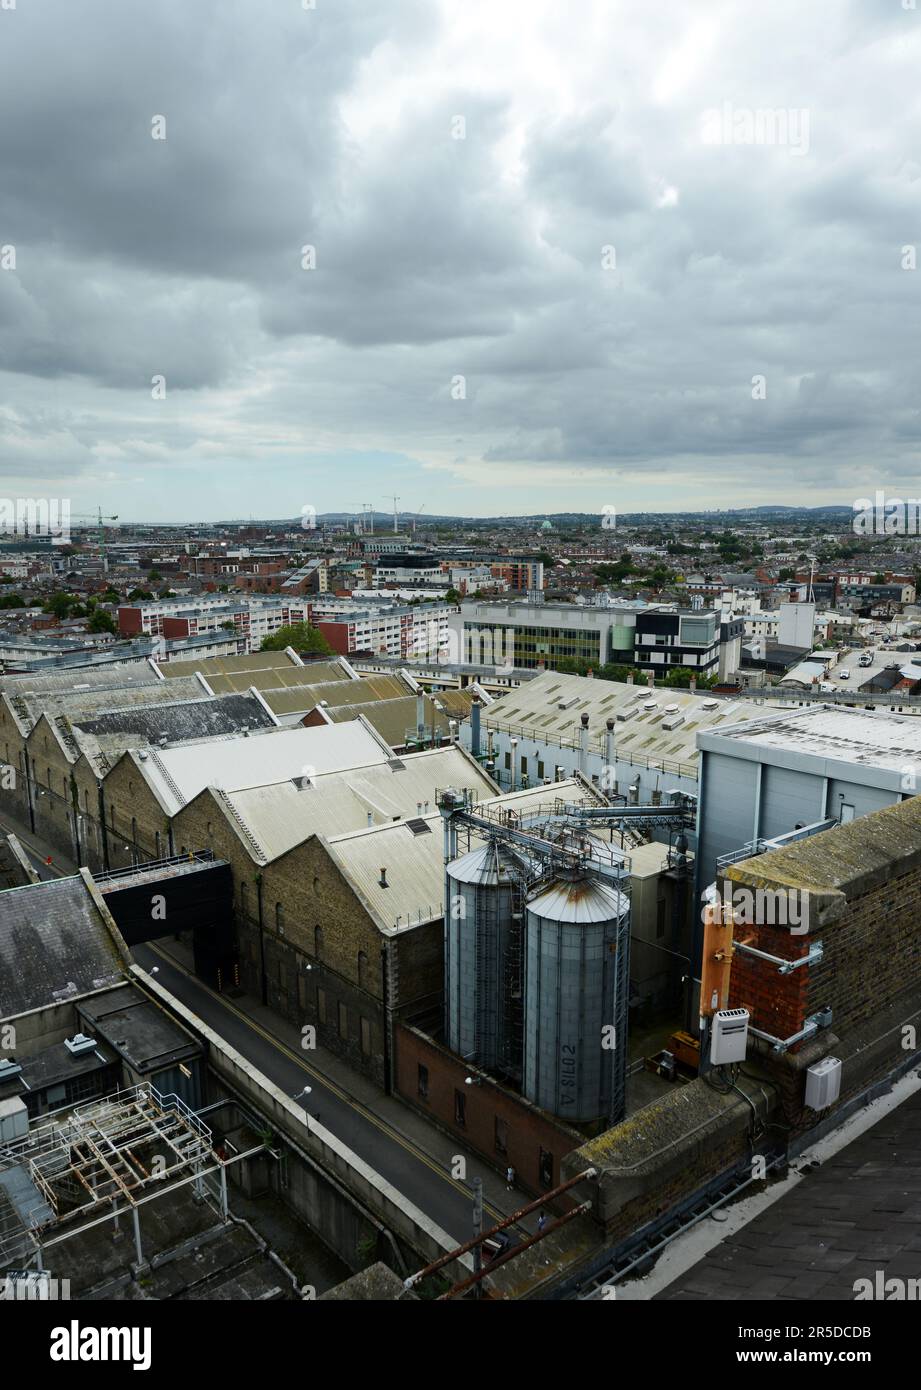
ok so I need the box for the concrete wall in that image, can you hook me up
[132,963,472,1278]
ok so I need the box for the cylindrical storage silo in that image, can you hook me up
[444,841,523,1072]
[523,874,630,1124]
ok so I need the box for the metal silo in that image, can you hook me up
[445,840,526,1076]
[523,872,630,1124]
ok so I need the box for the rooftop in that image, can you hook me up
[326,777,605,933]
[212,743,500,864]
[483,670,760,770]
[0,875,125,1019]
[701,704,921,774]
[131,718,392,816]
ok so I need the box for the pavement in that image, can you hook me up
[0,806,543,1252]
[657,1084,921,1301]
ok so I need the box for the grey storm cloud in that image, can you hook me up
[0,0,920,514]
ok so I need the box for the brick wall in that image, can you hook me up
[727,924,811,1047]
[394,1024,580,1195]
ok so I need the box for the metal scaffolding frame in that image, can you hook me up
[0,1084,242,1271]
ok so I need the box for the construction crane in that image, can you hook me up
[410,502,426,536]
[383,495,400,535]
[67,507,119,571]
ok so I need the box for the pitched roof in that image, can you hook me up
[213,744,499,864]
[132,718,392,816]
[0,876,125,1019]
[325,778,606,935]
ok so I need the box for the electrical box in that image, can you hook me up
[710,1008,750,1065]
[804,1056,841,1110]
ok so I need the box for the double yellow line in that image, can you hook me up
[146,942,507,1225]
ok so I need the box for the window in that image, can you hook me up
[314,925,324,959]
[360,1017,371,1056]
[358,950,369,988]
[454,1089,466,1127]
[537,760,545,779]
[539,1148,554,1189]
[275,902,285,935]
[297,970,307,1010]
[317,988,326,1024]
[495,1116,508,1155]
[338,1001,348,1040]
[418,1064,429,1099]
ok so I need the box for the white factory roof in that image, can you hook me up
[130,718,392,816]
[481,670,759,771]
[699,704,921,773]
[325,776,606,935]
[778,661,827,688]
[210,744,500,863]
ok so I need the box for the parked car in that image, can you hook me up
[838,668,850,679]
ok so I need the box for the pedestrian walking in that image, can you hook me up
[506,1165,515,1189]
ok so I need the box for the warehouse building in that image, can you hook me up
[465,668,760,799]
[696,704,921,892]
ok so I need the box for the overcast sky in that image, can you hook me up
[0,0,918,522]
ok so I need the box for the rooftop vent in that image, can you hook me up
[0,1058,23,1079]
[405,818,432,836]
[64,1034,98,1056]
[388,759,406,771]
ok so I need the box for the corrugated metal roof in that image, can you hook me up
[75,693,275,741]
[135,719,391,816]
[158,651,299,679]
[204,661,351,694]
[527,876,629,924]
[324,777,597,933]
[219,745,499,863]
[482,670,760,767]
[325,696,451,748]
[8,678,208,739]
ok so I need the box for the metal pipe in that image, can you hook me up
[403,1166,597,1289]
[437,1200,593,1300]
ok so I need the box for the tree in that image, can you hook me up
[0,593,25,608]
[445,587,461,604]
[88,609,116,634]
[148,569,162,581]
[260,622,333,655]
[43,592,76,618]
[128,588,153,601]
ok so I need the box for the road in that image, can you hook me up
[0,809,522,1250]
[133,942,513,1245]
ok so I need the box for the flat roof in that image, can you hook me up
[699,704,921,774]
